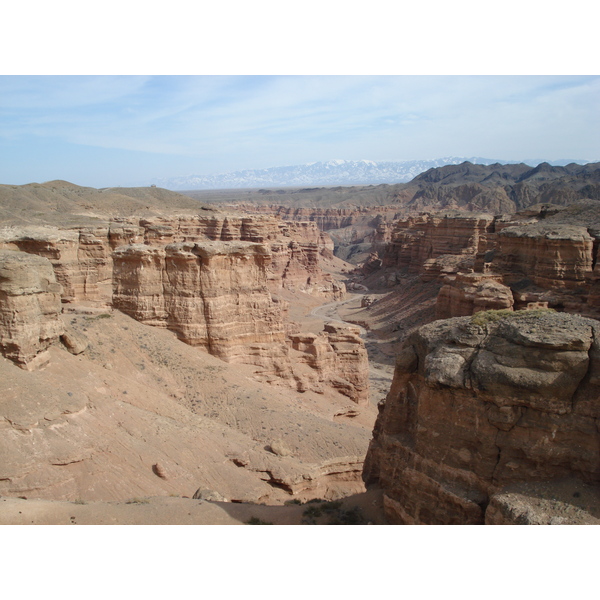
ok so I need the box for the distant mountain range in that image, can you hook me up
[151,157,593,191]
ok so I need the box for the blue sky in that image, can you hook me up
[0,75,598,187]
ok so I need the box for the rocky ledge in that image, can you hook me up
[363,310,600,524]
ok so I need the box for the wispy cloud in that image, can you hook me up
[0,75,598,186]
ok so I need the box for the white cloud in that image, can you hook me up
[0,75,598,183]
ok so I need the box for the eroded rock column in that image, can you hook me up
[0,250,64,369]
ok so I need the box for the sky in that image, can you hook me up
[1,74,598,188]
[0,2,598,190]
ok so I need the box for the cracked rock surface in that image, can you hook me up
[363,311,600,524]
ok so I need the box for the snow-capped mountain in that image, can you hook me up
[151,157,583,191]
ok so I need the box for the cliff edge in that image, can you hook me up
[363,310,600,524]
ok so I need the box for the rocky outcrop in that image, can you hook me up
[0,250,64,369]
[0,226,112,304]
[382,211,494,279]
[468,221,599,316]
[0,215,343,305]
[232,205,399,232]
[113,241,290,372]
[485,479,600,524]
[289,323,370,405]
[436,273,514,319]
[493,224,594,290]
[113,241,367,402]
[363,311,600,524]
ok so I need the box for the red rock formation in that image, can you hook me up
[436,273,514,319]
[122,216,344,300]
[0,226,113,304]
[0,250,64,369]
[113,241,290,368]
[382,211,495,279]
[363,311,600,524]
[0,213,344,305]
[113,241,367,402]
[494,224,594,290]
[289,323,369,405]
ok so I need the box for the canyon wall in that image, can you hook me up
[0,214,343,305]
[112,239,367,403]
[381,211,495,280]
[435,272,514,319]
[289,323,370,405]
[0,213,362,400]
[359,206,600,321]
[230,205,400,232]
[0,226,113,304]
[363,311,600,524]
[0,250,64,369]
[493,224,594,290]
[112,240,291,372]
[473,220,599,316]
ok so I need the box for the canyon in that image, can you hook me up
[1,164,599,525]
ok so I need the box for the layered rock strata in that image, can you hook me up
[112,241,290,371]
[0,250,64,369]
[472,221,599,315]
[113,241,367,403]
[382,211,494,279]
[0,226,112,304]
[363,311,600,524]
[436,273,514,319]
[289,323,370,405]
[493,224,594,290]
[0,215,343,304]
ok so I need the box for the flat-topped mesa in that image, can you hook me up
[0,250,64,369]
[363,311,600,524]
[137,215,344,300]
[139,214,283,246]
[382,211,495,280]
[232,205,366,231]
[289,323,370,405]
[0,214,344,305]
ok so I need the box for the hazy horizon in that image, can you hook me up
[1,75,598,189]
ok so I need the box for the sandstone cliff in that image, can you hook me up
[0,250,64,369]
[493,224,594,290]
[289,323,370,405]
[382,211,494,280]
[112,240,291,372]
[0,214,343,305]
[363,310,600,524]
[436,272,514,319]
[0,226,113,304]
[112,240,367,403]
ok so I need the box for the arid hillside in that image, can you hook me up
[0,180,207,227]
[1,170,599,525]
[185,160,600,213]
